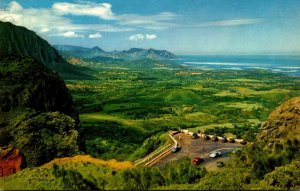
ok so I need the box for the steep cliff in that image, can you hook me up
[0,56,85,169]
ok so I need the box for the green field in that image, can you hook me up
[65,59,300,161]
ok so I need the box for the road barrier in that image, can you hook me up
[134,131,179,166]
[134,144,172,166]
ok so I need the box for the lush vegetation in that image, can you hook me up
[65,57,300,161]
[0,157,206,190]
[0,56,84,167]
[0,56,299,190]
[1,143,299,190]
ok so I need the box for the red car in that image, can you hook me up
[192,157,204,165]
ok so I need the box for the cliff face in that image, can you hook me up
[0,145,23,177]
[0,56,85,169]
[0,56,78,119]
[258,96,300,144]
[0,22,63,65]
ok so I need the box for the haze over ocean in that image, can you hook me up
[176,55,300,76]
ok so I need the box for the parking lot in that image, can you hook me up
[154,133,245,169]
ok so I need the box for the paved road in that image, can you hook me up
[153,133,244,168]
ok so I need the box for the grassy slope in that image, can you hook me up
[153,89,202,103]
[0,156,132,190]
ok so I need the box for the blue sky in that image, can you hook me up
[0,0,300,55]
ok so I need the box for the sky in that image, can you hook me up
[0,0,300,55]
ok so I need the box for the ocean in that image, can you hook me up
[174,55,300,76]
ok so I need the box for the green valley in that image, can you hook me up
[64,59,300,162]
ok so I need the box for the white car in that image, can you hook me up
[171,145,181,153]
[209,151,222,158]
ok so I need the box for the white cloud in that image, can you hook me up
[52,2,179,30]
[52,2,115,20]
[213,18,263,26]
[129,33,157,41]
[7,1,22,12]
[117,12,178,30]
[62,31,84,38]
[146,34,157,40]
[88,32,102,39]
[129,34,145,41]
[192,18,264,27]
[0,1,133,38]
[40,28,50,33]
[0,1,265,41]
[0,0,179,37]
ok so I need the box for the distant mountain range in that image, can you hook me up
[0,21,89,79]
[54,45,176,61]
[0,21,175,77]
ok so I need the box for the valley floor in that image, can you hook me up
[67,59,300,161]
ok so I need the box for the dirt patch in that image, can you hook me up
[0,145,23,177]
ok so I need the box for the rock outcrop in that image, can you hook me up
[258,96,300,144]
[0,145,23,177]
[0,56,85,169]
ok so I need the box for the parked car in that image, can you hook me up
[192,133,199,139]
[171,145,181,153]
[212,135,219,142]
[209,151,222,158]
[204,134,210,140]
[192,157,204,165]
[228,137,235,143]
[240,139,247,145]
[221,136,227,143]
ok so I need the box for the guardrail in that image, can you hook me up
[134,131,179,167]
[134,144,172,166]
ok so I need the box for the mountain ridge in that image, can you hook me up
[0,21,90,79]
[54,45,176,61]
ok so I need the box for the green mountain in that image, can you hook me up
[54,45,176,61]
[0,56,85,167]
[120,48,176,60]
[0,21,89,79]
